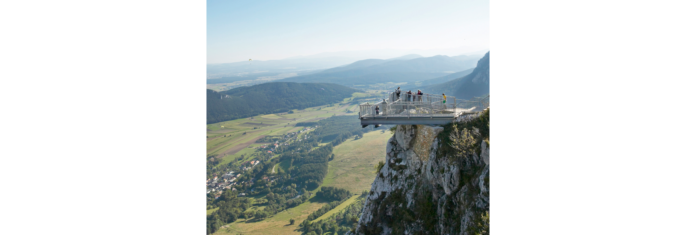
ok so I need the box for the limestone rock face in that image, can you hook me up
[349,119,489,235]
[394,125,416,149]
[481,140,490,165]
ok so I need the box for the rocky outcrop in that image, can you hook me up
[350,110,490,235]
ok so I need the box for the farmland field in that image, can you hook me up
[321,130,392,194]
[206,91,385,162]
[207,91,390,234]
[213,187,330,235]
[207,97,361,164]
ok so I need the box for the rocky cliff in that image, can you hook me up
[351,109,490,235]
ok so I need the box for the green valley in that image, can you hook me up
[206,90,392,235]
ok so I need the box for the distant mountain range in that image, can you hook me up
[413,68,475,87]
[277,55,479,86]
[207,82,357,124]
[450,54,482,68]
[386,54,423,60]
[207,57,363,79]
[206,52,489,124]
[421,52,489,100]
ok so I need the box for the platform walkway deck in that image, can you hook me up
[359,92,488,126]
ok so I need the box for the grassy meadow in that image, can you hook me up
[321,130,392,194]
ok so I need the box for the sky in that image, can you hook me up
[207,0,489,64]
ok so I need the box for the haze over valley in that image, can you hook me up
[206,1,489,234]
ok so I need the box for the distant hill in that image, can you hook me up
[277,55,475,86]
[415,68,475,87]
[450,55,481,68]
[387,54,423,60]
[319,59,388,74]
[207,82,358,124]
[207,57,362,79]
[422,52,489,100]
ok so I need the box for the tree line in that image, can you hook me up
[305,200,344,222]
[299,192,368,235]
[315,186,351,201]
[304,187,352,222]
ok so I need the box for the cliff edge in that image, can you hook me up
[352,109,490,235]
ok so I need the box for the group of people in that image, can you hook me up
[394,87,446,103]
[374,87,447,115]
[394,87,427,102]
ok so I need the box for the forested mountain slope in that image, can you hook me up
[422,52,489,100]
[412,68,475,87]
[207,82,357,124]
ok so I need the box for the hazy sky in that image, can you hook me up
[207,0,489,64]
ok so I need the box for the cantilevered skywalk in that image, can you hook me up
[359,92,489,126]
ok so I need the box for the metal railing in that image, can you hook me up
[360,92,479,119]
[385,91,450,104]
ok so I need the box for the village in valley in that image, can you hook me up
[206,125,317,199]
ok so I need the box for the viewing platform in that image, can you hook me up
[359,92,489,126]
